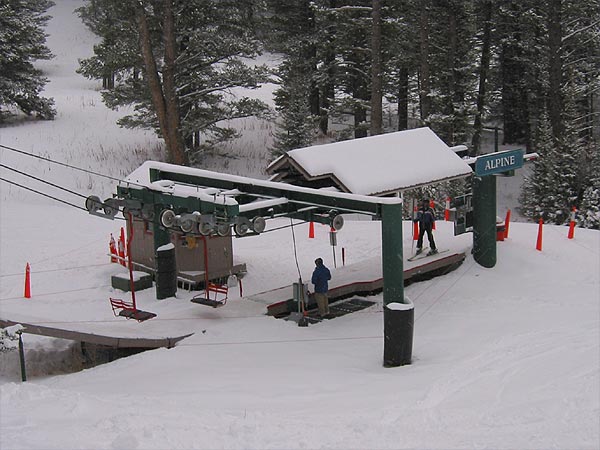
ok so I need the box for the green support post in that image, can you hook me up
[381,203,413,367]
[472,175,497,268]
[18,331,26,382]
[152,203,173,300]
[152,203,171,251]
[381,203,404,306]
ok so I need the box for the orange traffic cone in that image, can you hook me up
[413,204,419,240]
[309,221,315,239]
[118,227,126,266]
[504,209,511,239]
[444,197,451,221]
[568,207,576,239]
[536,218,543,251]
[109,233,118,263]
[24,263,31,298]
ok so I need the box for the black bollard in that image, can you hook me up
[383,298,414,367]
[155,244,177,300]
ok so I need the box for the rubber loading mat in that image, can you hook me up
[301,297,376,323]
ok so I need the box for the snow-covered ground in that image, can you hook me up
[1,1,599,449]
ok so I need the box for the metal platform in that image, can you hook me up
[0,319,190,349]
[259,251,466,317]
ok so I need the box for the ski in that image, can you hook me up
[407,247,428,261]
[407,249,449,262]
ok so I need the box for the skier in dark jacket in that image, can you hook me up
[311,257,331,317]
[414,199,438,255]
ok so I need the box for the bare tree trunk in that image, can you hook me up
[136,3,173,157]
[136,1,187,165]
[397,66,409,131]
[419,1,431,123]
[472,1,492,156]
[319,0,338,136]
[370,0,383,135]
[447,6,457,143]
[162,0,188,165]
[548,0,563,142]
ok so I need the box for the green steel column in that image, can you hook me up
[381,203,404,305]
[152,203,172,300]
[18,332,26,382]
[149,170,172,252]
[382,202,413,367]
[472,175,497,268]
[152,203,171,251]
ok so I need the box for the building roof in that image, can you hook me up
[266,127,473,196]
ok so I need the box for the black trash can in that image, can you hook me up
[383,298,414,367]
[155,244,177,300]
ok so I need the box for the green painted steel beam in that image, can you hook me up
[148,168,382,216]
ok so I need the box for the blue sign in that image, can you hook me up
[475,149,525,176]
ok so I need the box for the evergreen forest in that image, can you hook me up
[1,0,598,227]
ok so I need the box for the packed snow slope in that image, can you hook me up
[1,1,599,449]
[1,202,599,450]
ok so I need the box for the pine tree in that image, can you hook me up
[267,0,322,152]
[495,0,546,148]
[520,113,556,221]
[410,0,478,146]
[520,109,582,225]
[271,57,318,154]
[77,0,270,165]
[0,0,56,122]
[519,0,600,224]
[579,166,600,229]
[471,0,493,155]
[326,1,373,139]
[380,0,420,132]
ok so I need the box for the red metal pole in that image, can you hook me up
[201,236,210,299]
[126,213,137,310]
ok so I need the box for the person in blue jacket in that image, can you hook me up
[311,257,331,317]
[414,199,438,255]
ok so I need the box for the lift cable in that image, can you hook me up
[0,177,87,211]
[0,143,144,187]
[0,163,87,198]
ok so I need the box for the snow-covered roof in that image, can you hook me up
[267,127,473,195]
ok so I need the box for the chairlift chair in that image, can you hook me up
[191,282,229,308]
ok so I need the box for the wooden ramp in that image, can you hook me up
[0,319,190,349]
[247,251,466,317]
